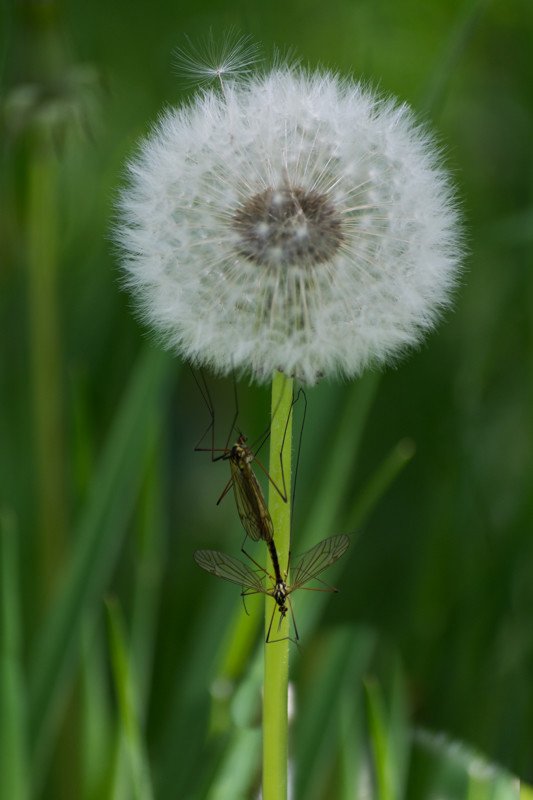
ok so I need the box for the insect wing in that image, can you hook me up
[194,549,265,593]
[290,534,351,589]
[229,458,274,543]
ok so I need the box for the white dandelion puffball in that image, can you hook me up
[117,67,461,385]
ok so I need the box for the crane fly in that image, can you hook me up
[192,370,306,547]
[194,533,350,643]
[223,433,278,543]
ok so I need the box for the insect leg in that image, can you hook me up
[265,601,278,644]
[225,373,240,451]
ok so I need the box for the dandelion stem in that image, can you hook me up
[263,371,293,800]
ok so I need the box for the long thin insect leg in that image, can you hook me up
[277,386,307,507]
[253,455,287,501]
[203,369,217,461]
[267,627,299,646]
[225,372,240,451]
[285,547,292,582]
[192,369,240,464]
[241,588,264,598]
[191,368,219,460]
[190,367,228,461]
[190,366,213,415]
[194,445,231,458]
[248,371,291,460]
[252,389,300,500]
[241,588,265,615]
[265,601,278,644]
[241,545,274,580]
[287,596,301,650]
[276,387,295,502]
[213,451,230,463]
[249,423,272,458]
[297,586,339,593]
[291,388,307,515]
[215,475,234,505]
[253,386,307,505]
[300,574,339,591]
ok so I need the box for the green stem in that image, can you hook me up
[263,371,293,800]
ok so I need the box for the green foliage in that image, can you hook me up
[1,0,532,797]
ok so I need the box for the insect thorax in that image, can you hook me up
[274,582,288,607]
[231,441,254,468]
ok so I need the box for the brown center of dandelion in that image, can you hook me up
[232,186,344,268]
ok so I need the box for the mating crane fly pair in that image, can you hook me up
[192,373,350,643]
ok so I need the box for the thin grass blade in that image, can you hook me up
[205,729,261,800]
[80,625,114,800]
[27,346,173,785]
[363,660,410,800]
[106,599,154,800]
[365,677,396,800]
[295,626,377,800]
[130,429,165,709]
[419,0,493,116]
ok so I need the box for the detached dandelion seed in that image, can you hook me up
[173,30,262,88]
[116,56,461,386]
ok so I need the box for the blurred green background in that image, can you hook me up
[1,0,532,798]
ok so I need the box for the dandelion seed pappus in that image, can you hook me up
[194,533,350,643]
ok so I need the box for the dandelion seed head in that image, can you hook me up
[117,64,462,385]
[232,186,344,268]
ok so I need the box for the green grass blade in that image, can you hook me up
[106,599,154,800]
[153,586,240,799]
[295,437,415,640]
[205,729,261,800]
[295,626,377,800]
[364,660,410,800]
[343,438,415,533]
[130,426,165,710]
[302,372,380,548]
[413,729,520,799]
[338,681,365,800]
[80,625,113,800]
[388,660,410,800]
[365,677,395,800]
[0,511,30,800]
[103,726,130,800]
[419,0,492,115]
[27,346,173,786]
[204,649,264,797]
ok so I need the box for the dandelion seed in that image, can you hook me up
[116,58,462,385]
[173,29,261,89]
